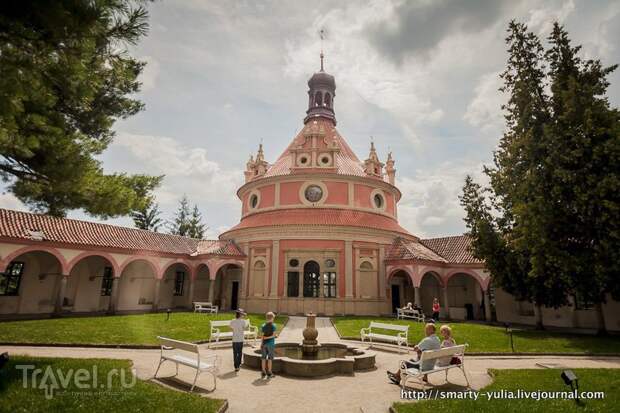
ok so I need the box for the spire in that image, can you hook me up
[364,139,384,178]
[385,151,396,185]
[320,29,325,72]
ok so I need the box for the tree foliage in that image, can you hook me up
[0,0,161,217]
[131,196,162,232]
[461,21,620,328]
[169,196,207,239]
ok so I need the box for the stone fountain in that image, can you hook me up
[242,312,376,377]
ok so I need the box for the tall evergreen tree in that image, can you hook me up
[169,195,191,237]
[187,205,207,239]
[0,0,162,217]
[461,21,620,332]
[131,197,162,232]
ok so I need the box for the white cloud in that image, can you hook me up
[396,161,489,238]
[110,132,243,229]
[0,192,26,211]
[527,0,576,35]
[139,55,160,92]
[464,71,505,132]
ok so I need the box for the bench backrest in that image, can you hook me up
[157,336,199,353]
[194,302,213,306]
[419,344,467,362]
[211,319,253,330]
[369,322,409,332]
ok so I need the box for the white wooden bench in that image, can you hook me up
[360,322,409,352]
[154,336,221,392]
[209,319,258,347]
[399,344,469,390]
[397,308,425,322]
[193,301,218,314]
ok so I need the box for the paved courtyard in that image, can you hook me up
[2,317,620,413]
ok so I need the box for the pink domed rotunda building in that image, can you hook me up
[220,57,492,319]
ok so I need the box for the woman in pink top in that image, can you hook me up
[432,298,440,321]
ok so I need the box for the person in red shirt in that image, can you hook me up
[432,298,441,321]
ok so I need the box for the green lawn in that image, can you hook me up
[0,312,287,346]
[0,356,225,413]
[393,368,620,412]
[331,316,620,354]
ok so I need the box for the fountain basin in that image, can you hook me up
[242,342,376,377]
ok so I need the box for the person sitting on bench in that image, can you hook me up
[387,323,440,384]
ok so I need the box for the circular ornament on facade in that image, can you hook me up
[370,188,387,212]
[325,258,336,268]
[305,185,323,202]
[247,189,261,211]
[299,181,328,206]
[318,153,332,167]
[289,259,299,267]
[298,153,310,167]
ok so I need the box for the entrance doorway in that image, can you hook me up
[391,285,400,314]
[231,281,239,310]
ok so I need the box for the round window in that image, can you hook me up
[304,185,324,203]
[289,259,299,267]
[325,259,336,268]
[321,156,330,164]
[299,156,308,165]
[373,193,384,209]
[250,194,259,209]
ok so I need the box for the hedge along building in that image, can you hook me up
[2,57,617,329]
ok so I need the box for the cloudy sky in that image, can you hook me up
[2,0,619,239]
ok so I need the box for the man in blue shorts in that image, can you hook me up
[260,311,277,379]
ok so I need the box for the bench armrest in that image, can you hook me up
[211,327,220,335]
[161,345,174,350]
[360,327,370,336]
[249,325,258,334]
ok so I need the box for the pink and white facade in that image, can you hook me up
[1,60,617,330]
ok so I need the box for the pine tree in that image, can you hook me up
[187,205,207,239]
[461,21,620,332]
[0,1,162,217]
[131,197,162,232]
[169,196,191,236]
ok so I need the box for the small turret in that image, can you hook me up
[363,141,384,178]
[385,152,396,185]
[244,144,269,182]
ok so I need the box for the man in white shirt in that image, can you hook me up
[230,308,247,372]
[387,323,440,384]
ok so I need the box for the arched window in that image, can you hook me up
[360,261,373,270]
[303,260,320,298]
[314,91,323,107]
[324,93,331,107]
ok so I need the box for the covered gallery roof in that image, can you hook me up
[0,208,244,257]
[387,236,481,265]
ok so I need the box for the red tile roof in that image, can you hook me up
[224,208,413,236]
[420,235,481,264]
[0,209,244,257]
[263,118,368,178]
[386,238,447,262]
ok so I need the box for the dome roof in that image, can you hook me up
[308,70,335,88]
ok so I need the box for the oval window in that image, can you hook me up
[304,185,323,203]
[373,193,384,209]
[325,259,336,268]
[250,194,259,208]
[289,259,299,267]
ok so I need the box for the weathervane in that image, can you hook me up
[319,28,326,71]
